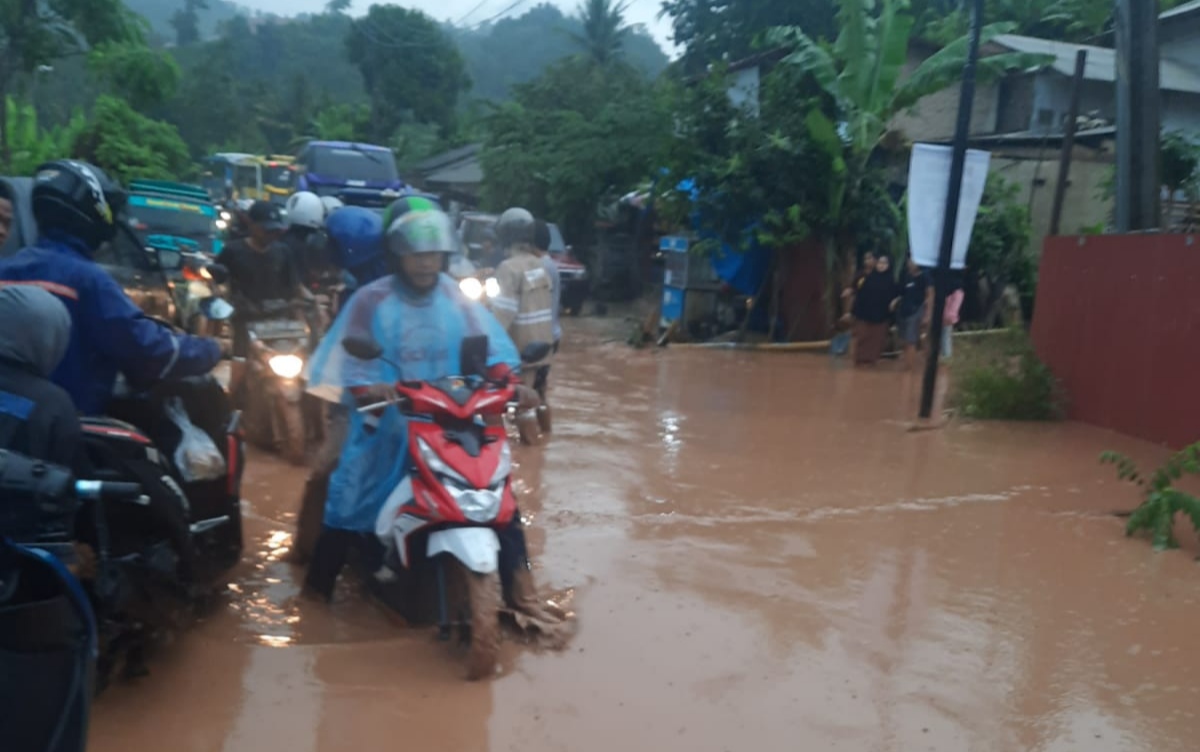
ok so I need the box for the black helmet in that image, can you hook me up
[496,207,535,248]
[32,160,127,251]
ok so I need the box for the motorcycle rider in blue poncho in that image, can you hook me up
[0,160,224,416]
[300,207,557,619]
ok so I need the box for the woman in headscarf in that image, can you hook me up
[850,254,900,366]
[0,284,85,472]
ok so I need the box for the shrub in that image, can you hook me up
[951,329,1065,420]
[1102,443,1200,550]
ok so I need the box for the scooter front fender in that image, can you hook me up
[427,528,500,574]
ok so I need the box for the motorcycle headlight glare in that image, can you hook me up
[268,354,304,379]
[484,277,500,299]
[459,277,484,300]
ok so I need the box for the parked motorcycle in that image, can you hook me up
[241,301,318,465]
[341,333,551,680]
[0,450,148,751]
[79,298,245,683]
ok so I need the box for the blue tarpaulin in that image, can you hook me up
[674,178,772,332]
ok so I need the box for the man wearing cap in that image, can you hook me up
[220,200,307,398]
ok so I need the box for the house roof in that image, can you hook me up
[1162,0,1200,22]
[423,159,483,187]
[993,34,1200,94]
[932,126,1116,148]
[412,143,481,175]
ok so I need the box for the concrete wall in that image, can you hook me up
[890,51,1001,141]
[1032,233,1200,448]
[987,145,1115,241]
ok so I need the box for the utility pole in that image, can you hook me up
[919,0,984,420]
[1114,0,1161,232]
[1049,50,1087,236]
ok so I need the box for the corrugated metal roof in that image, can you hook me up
[1162,0,1200,21]
[993,34,1200,94]
[424,160,483,186]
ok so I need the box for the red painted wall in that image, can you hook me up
[1032,234,1200,448]
[779,239,831,341]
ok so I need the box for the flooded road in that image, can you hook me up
[89,318,1200,752]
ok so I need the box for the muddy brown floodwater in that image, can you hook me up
[88,318,1200,752]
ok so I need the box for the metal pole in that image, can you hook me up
[1114,0,1161,232]
[919,0,985,420]
[1049,49,1088,236]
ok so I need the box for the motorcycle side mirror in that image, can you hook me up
[206,263,229,285]
[199,297,235,321]
[343,335,383,361]
[460,334,489,376]
[520,341,552,364]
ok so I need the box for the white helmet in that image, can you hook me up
[285,191,325,230]
[320,196,344,217]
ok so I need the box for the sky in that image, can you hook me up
[238,0,678,52]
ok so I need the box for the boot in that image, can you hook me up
[516,409,540,446]
[536,404,552,434]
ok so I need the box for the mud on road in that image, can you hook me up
[90,316,1200,752]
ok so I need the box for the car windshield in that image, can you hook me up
[264,164,294,188]
[460,216,498,257]
[309,147,399,184]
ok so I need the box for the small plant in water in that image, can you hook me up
[1101,442,1200,550]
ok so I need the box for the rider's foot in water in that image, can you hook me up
[536,404,552,434]
[516,410,540,446]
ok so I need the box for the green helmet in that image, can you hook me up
[381,195,443,231]
[385,209,458,257]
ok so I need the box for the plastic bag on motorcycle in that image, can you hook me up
[163,397,226,483]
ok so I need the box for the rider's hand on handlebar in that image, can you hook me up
[218,338,235,359]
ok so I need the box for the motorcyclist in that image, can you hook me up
[0,160,223,416]
[282,191,332,291]
[221,200,310,401]
[301,206,552,617]
[0,285,85,473]
[491,207,555,445]
[532,219,560,434]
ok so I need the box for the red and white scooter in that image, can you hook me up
[341,334,550,679]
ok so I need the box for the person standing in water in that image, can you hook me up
[851,254,900,366]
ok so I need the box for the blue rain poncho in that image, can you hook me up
[305,273,520,532]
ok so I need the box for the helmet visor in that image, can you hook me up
[386,211,459,255]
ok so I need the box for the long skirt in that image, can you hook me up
[854,321,888,365]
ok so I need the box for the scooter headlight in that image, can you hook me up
[459,277,484,300]
[215,218,229,231]
[268,354,304,379]
[484,277,500,299]
[447,482,502,523]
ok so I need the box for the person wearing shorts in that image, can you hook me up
[898,255,932,370]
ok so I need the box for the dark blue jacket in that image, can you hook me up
[0,232,222,415]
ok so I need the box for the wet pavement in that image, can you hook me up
[89,317,1200,752]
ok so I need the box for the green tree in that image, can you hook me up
[326,0,352,14]
[453,3,667,102]
[4,95,85,175]
[481,57,668,244]
[170,0,209,47]
[968,173,1035,326]
[88,42,179,110]
[0,0,142,167]
[347,5,469,138]
[1160,130,1200,223]
[768,0,1050,301]
[660,0,837,74]
[72,95,191,182]
[571,0,629,66]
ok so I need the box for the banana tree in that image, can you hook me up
[768,0,1051,317]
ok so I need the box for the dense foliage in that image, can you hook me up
[951,328,1066,420]
[969,174,1037,325]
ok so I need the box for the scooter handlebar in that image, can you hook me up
[74,480,143,501]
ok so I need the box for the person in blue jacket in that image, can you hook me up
[0,160,225,415]
[301,207,561,628]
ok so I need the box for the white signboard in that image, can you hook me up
[907,143,991,270]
